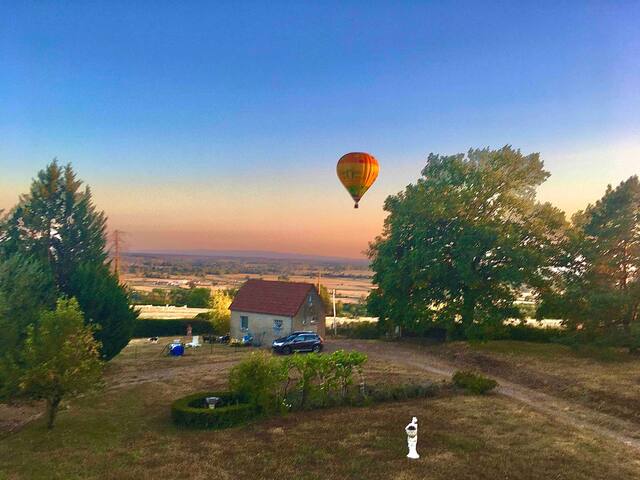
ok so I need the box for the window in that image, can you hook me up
[273,319,283,330]
[240,315,248,330]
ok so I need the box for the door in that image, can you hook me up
[292,334,307,352]
[298,334,315,351]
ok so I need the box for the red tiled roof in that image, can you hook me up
[229,279,317,317]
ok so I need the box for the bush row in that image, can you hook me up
[132,319,214,338]
[171,391,258,429]
[335,321,380,339]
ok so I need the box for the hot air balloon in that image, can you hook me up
[336,152,379,208]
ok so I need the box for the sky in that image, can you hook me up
[1,1,639,258]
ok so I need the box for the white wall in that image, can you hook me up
[230,310,293,346]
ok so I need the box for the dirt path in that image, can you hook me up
[334,339,640,451]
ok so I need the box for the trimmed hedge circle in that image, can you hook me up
[171,391,258,429]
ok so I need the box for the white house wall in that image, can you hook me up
[230,310,293,346]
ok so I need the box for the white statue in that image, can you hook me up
[405,416,419,459]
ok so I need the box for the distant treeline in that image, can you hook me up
[131,287,212,308]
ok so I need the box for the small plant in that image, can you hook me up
[452,370,497,395]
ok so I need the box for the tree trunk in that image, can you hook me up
[46,396,61,429]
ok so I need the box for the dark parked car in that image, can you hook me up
[272,331,323,354]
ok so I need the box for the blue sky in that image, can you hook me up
[1,1,639,257]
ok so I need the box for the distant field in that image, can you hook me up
[124,272,372,304]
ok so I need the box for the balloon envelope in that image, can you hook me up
[336,152,379,208]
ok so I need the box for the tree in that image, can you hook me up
[0,160,134,359]
[317,284,333,314]
[0,254,56,398]
[19,298,103,429]
[0,160,107,291]
[540,176,640,348]
[209,289,234,334]
[68,263,137,360]
[368,146,566,338]
[0,254,55,357]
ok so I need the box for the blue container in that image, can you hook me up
[169,343,184,356]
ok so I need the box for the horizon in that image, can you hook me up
[2,2,639,258]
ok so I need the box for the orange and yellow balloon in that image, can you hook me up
[336,152,379,208]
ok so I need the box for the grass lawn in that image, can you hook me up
[426,340,640,423]
[1,338,639,479]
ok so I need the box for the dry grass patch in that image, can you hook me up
[426,340,640,422]
[2,385,639,480]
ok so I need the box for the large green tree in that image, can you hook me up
[0,160,136,359]
[539,176,640,347]
[368,146,566,338]
[1,161,107,290]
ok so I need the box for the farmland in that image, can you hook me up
[2,338,640,479]
[121,252,373,305]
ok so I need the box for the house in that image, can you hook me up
[229,279,326,346]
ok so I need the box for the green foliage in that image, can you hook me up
[318,284,333,313]
[368,146,566,339]
[132,319,214,338]
[209,289,234,334]
[0,161,134,359]
[340,297,369,318]
[336,321,379,339]
[0,254,55,357]
[227,350,368,413]
[0,161,107,291]
[69,263,137,360]
[500,324,562,343]
[287,353,323,408]
[131,287,212,308]
[539,176,640,351]
[19,298,104,428]
[171,391,258,429]
[228,352,288,414]
[285,350,368,408]
[452,370,497,395]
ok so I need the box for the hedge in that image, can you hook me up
[171,391,258,429]
[336,321,379,339]
[132,319,215,338]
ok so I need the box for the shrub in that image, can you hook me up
[329,349,367,399]
[171,391,258,429]
[336,321,379,339]
[228,352,287,414]
[132,319,214,338]
[452,370,497,394]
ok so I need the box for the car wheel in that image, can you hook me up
[282,346,292,355]
[312,344,321,353]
